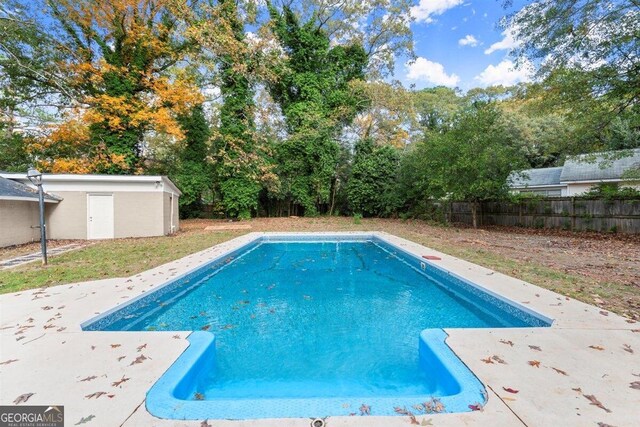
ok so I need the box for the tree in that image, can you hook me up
[266,3,368,216]
[409,103,526,227]
[0,0,202,173]
[174,104,213,218]
[503,0,640,151]
[346,138,401,217]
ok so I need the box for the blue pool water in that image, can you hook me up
[85,237,550,418]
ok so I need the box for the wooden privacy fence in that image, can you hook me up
[448,197,640,234]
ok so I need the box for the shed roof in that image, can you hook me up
[560,149,640,182]
[0,176,61,203]
[509,167,563,188]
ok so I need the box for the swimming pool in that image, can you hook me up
[83,234,551,419]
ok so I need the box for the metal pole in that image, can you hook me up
[37,184,48,265]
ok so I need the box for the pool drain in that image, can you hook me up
[310,418,326,427]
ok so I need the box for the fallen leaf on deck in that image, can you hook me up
[491,355,507,364]
[111,376,130,388]
[42,306,53,310]
[200,421,212,427]
[394,407,419,425]
[129,354,148,365]
[552,367,568,376]
[572,387,582,393]
[589,345,605,351]
[583,394,611,413]
[359,404,371,415]
[85,391,107,399]
[622,344,633,354]
[529,345,542,351]
[0,359,18,365]
[630,381,640,390]
[117,356,126,362]
[502,387,519,394]
[528,360,541,367]
[13,393,34,404]
[596,423,616,427]
[172,335,180,339]
[499,339,514,347]
[136,343,147,352]
[468,403,483,411]
[110,344,121,349]
[420,419,433,426]
[599,311,609,316]
[79,376,97,382]
[481,357,494,364]
[74,415,95,425]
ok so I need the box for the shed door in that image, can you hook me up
[87,194,114,239]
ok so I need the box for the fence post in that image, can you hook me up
[571,197,576,231]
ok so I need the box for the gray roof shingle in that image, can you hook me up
[0,176,61,202]
[509,167,563,188]
[560,149,640,182]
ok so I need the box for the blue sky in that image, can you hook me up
[398,0,531,91]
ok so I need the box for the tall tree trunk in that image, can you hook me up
[471,201,478,229]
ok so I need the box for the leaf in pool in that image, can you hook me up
[110,344,121,349]
[583,394,611,413]
[359,404,370,415]
[136,343,147,352]
[529,345,542,351]
[74,415,95,425]
[502,387,519,394]
[194,392,205,400]
[201,325,211,331]
[221,324,236,330]
[190,315,198,319]
[0,359,18,365]
[146,326,157,331]
[468,403,483,411]
[499,339,514,347]
[199,311,207,316]
[303,295,312,300]
[111,376,130,388]
[129,354,148,366]
[79,376,97,382]
[552,367,568,376]
[85,391,107,399]
[528,360,541,367]
[630,381,640,390]
[623,344,633,354]
[13,393,34,404]
[589,345,605,351]
[491,355,507,364]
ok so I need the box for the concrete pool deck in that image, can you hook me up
[0,232,638,426]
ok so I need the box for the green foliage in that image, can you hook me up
[582,183,640,200]
[0,124,32,171]
[173,105,213,218]
[346,138,401,217]
[266,3,368,216]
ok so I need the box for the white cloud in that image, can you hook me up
[458,35,479,47]
[406,57,460,87]
[474,60,533,87]
[411,0,465,23]
[484,28,520,54]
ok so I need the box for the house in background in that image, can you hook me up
[0,176,62,247]
[0,173,181,248]
[509,149,640,197]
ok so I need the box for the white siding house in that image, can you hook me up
[509,149,640,196]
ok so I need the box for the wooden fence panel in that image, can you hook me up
[447,198,640,234]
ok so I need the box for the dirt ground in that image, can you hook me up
[183,217,640,320]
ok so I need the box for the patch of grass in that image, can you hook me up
[0,231,241,294]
